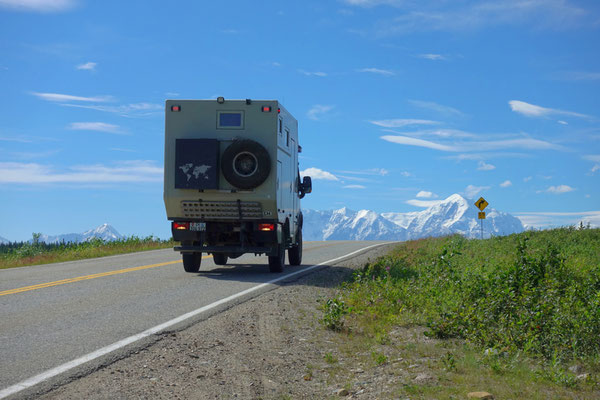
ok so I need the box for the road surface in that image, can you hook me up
[0,241,392,398]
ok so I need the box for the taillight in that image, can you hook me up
[261,105,272,112]
[171,105,181,112]
[173,222,189,230]
[258,223,275,231]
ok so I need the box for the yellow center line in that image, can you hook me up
[0,243,341,297]
[0,257,207,297]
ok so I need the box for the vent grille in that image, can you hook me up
[181,201,263,220]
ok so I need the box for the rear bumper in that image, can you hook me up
[175,244,276,256]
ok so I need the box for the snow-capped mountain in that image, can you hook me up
[304,208,407,241]
[303,194,524,241]
[0,236,9,244]
[30,223,123,244]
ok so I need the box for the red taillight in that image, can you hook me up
[173,222,189,230]
[261,106,272,112]
[171,105,181,112]
[258,223,275,231]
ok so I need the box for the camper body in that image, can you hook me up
[163,98,311,273]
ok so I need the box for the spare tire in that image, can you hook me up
[221,140,271,189]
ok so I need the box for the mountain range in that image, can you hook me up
[303,194,524,241]
[1,194,523,244]
[26,223,123,244]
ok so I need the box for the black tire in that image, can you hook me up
[221,140,271,189]
[213,253,228,265]
[288,229,302,266]
[182,252,201,273]
[268,244,285,273]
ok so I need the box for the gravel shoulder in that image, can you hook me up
[32,244,398,400]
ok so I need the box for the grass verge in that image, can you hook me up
[320,227,600,398]
[0,236,175,269]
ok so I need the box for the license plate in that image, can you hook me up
[190,222,206,231]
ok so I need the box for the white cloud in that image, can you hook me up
[500,180,512,188]
[357,67,395,76]
[464,184,490,198]
[307,105,334,121]
[558,120,568,125]
[32,92,113,102]
[369,119,439,128]
[408,100,464,117]
[380,135,458,151]
[417,54,446,61]
[76,62,96,71]
[524,176,532,182]
[0,0,76,12]
[477,161,495,171]
[583,155,600,163]
[399,171,412,177]
[361,0,589,33]
[298,69,327,77]
[300,167,338,181]
[561,71,600,81]
[515,211,600,229]
[545,185,575,194]
[509,100,590,119]
[0,160,162,184]
[591,165,600,173]
[381,135,563,152]
[62,102,162,118]
[382,128,475,138]
[336,168,389,176]
[406,199,443,208]
[416,190,437,199]
[343,184,366,189]
[68,122,126,134]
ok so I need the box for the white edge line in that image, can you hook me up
[0,242,389,399]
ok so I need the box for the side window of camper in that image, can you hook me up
[279,118,282,134]
[285,129,290,147]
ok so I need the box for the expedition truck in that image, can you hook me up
[163,97,312,273]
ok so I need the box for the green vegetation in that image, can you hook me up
[0,235,175,269]
[322,226,600,395]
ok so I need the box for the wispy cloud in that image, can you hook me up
[509,100,591,119]
[381,134,563,152]
[336,168,389,176]
[68,122,126,134]
[477,161,496,171]
[307,105,334,121]
[0,160,162,184]
[76,61,96,71]
[62,102,162,118]
[357,67,395,76]
[369,119,439,128]
[559,71,600,81]
[515,211,600,228]
[408,100,464,117]
[0,0,76,12]
[500,180,512,188]
[406,199,442,208]
[343,184,366,189]
[583,155,600,163]
[544,185,575,194]
[416,190,437,199]
[416,53,446,61]
[298,69,327,77]
[300,167,338,181]
[32,92,113,102]
[353,0,590,34]
[590,165,600,173]
[464,184,490,198]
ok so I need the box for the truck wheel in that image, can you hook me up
[221,140,271,189]
[268,244,285,273]
[288,229,302,266]
[182,253,201,273]
[213,253,228,265]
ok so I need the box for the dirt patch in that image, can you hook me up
[36,244,408,399]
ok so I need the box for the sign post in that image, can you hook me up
[474,197,488,239]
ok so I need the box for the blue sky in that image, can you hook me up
[1,0,599,241]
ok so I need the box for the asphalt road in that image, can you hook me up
[0,241,391,397]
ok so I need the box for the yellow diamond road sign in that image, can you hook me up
[475,197,489,211]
